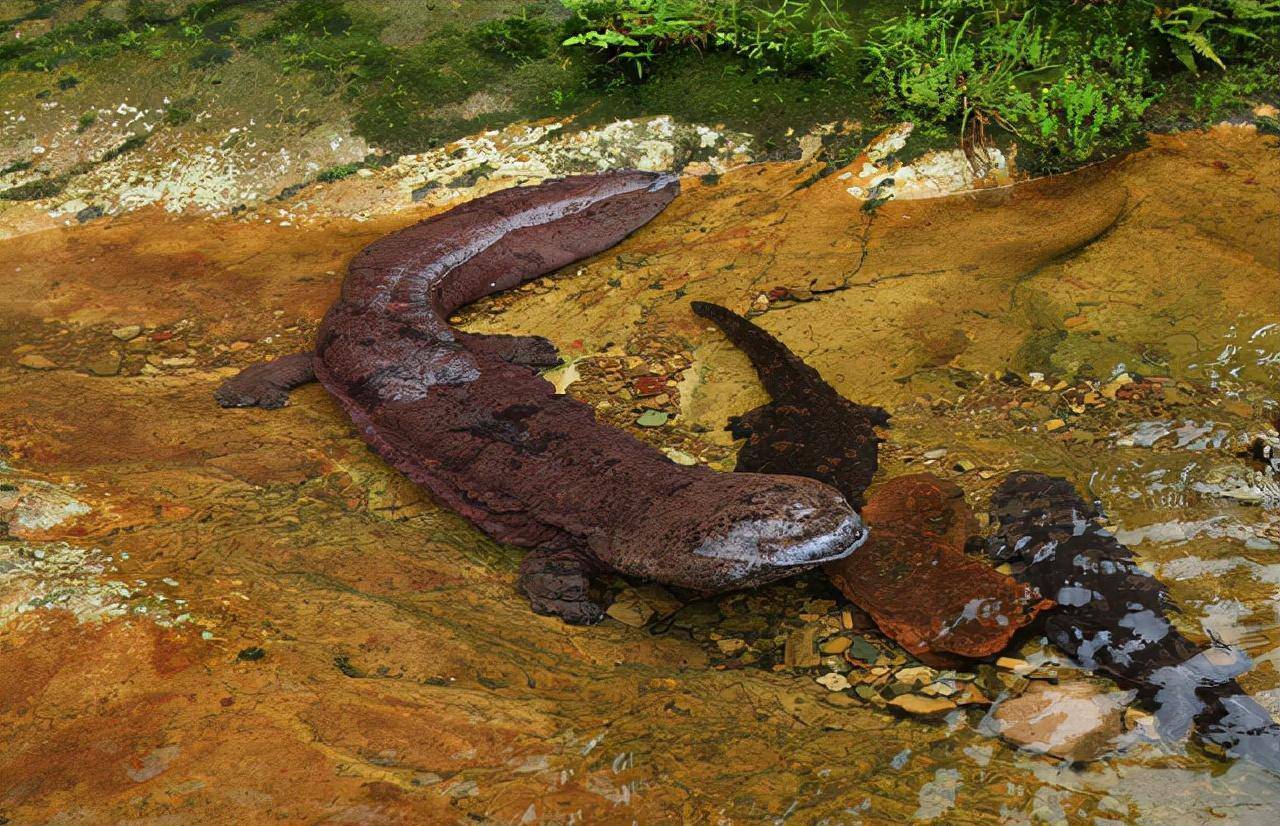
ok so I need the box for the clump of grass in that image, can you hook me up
[77,111,97,132]
[316,162,362,182]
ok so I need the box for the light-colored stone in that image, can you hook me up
[993,681,1132,762]
[606,588,654,628]
[816,672,851,692]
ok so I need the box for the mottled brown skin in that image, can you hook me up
[990,471,1280,772]
[217,172,864,625]
[690,301,887,508]
[828,474,1050,667]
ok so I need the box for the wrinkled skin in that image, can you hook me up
[989,471,1280,772]
[217,172,864,624]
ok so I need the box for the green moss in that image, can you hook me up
[101,133,150,162]
[76,111,97,132]
[0,176,69,201]
[472,4,556,62]
[0,159,33,176]
[163,98,197,126]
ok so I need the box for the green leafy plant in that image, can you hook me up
[1150,1,1280,71]
[560,0,854,79]
[862,2,1057,149]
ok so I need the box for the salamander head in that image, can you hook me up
[543,170,680,218]
[613,472,865,592]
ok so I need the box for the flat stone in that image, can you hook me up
[993,680,1130,762]
[784,625,820,668]
[18,354,56,369]
[605,588,654,628]
[887,694,956,716]
[633,583,682,618]
[84,352,122,376]
[111,325,142,341]
[819,636,851,655]
[825,474,1051,666]
[715,638,746,656]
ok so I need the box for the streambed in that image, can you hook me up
[1,125,1278,823]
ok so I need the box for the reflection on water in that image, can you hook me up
[0,125,1278,822]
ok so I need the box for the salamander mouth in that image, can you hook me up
[764,513,866,566]
[693,510,867,568]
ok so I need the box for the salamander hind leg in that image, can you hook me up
[215,351,316,409]
[517,549,605,625]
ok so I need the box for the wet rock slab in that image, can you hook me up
[826,473,1052,666]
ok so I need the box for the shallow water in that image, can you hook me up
[1,126,1278,823]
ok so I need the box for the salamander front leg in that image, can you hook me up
[517,549,605,625]
[454,332,562,370]
[215,351,316,409]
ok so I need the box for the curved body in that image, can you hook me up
[218,172,863,623]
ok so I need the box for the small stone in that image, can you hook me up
[1044,419,1067,432]
[888,694,956,716]
[1100,374,1134,400]
[716,638,747,656]
[228,341,252,351]
[111,324,142,341]
[820,636,852,655]
[816,672,851,692]
[236,646,266,661]
[85,351,122,376]
[854,684,882,703]
[663,448,697,466]
[996,656,1035,675]
[606,588,654,628]
[952,459,976,473]
[921,681,957,697]
[162,357,196,367]
[922,448,948,460]
[843,636,880,664]
[18,354,57,370]
[954,683,991,706]
[895,665,938,685]
[633,583,682,618]
[784,625,820,668]
[635,409,669,428]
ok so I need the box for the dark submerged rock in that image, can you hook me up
[989,470,1280,772]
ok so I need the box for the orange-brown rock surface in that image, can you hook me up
[826,474,1052,666]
